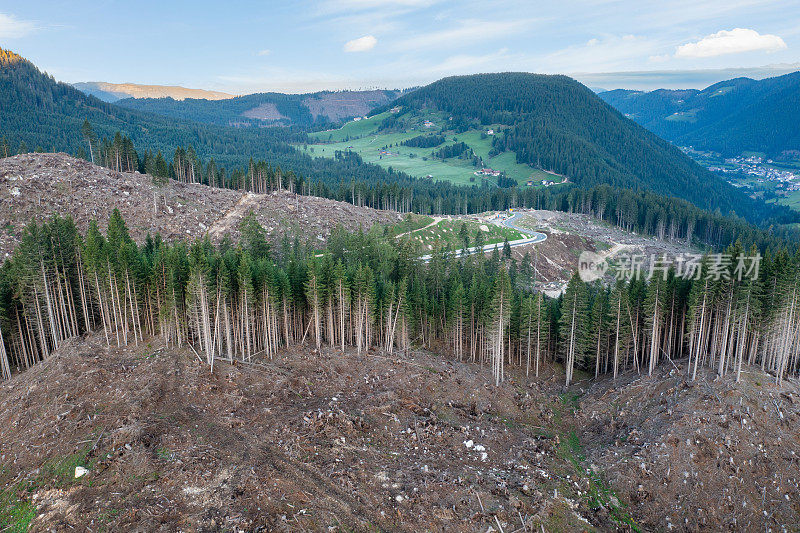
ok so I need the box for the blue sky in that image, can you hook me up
[1,0,799,93]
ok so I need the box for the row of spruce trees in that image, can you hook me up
[0,210,797,387]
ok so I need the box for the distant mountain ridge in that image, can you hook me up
[598,71,800,157]
[0,48,790,224]
[379,72,759,217]
[116,89,407,127]
[73,81,234,102]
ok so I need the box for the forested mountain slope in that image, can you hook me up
[116,89,404,127]
[599,71,800,157]
[379,73,757,217]
[1,49,792,225]
[0,48,414,185]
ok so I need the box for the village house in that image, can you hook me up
[475,168,502,177]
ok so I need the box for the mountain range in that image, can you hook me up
[376,72,754,215]
[115,89,405,127]
[72,81,234,102]
[599,71,800,158]
[0,47,789,223]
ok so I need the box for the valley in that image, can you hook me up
[0,8,799,528]
[681,147,800,210]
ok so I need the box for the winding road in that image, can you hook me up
[420,212,547,262]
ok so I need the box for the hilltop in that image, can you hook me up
[0,153,400,258]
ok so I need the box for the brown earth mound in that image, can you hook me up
[576,363,800,531]
[0,153,400,258]
[0,335,638,532]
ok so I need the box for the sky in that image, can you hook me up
[1,0,799,93]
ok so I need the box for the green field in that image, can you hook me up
[301,112,563,187]
[397,218,524,252]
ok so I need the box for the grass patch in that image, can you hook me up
[385,214,435,238]
[303,112,554,187]
[0,445,97,532]
[401,218,523,252]
[555,423,640,531]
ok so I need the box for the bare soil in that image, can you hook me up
[0,153,400,258]
[0,336,615,532]
[576,363,800,532]
[2,336,798,531]
[302,91,398,122]
[508,210,700,294]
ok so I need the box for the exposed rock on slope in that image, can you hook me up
[0,153,401,258]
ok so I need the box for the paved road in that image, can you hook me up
[420,212,546,262]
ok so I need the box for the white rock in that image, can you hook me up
[464,440,474,449]
[74,466,88,478]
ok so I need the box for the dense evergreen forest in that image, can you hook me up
[599,71,800,158]
[401,134,445,148]
[375,73,777,221]
[1,212,798,390]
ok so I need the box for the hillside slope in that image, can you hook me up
[376,73,759,217]
[0,49,288,169]
[0,48,420,191]
[0,153,399,257]
[0,335,624,532]
[599,71,800,157]
[117,89,405,127]
[578,364,800,531]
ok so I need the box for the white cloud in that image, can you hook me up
[648,54,671,63]
[675,28,787,58]
[344,34,377,52]
[393,18,535,51]
[257,49,271,56]
[0,12,36,39]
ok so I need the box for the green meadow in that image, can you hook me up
[300,113,559,187]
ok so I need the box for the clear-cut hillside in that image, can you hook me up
[0,153,401,258]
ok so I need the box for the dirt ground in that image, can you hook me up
[1,336,798,531]
[0,153,400,259]
[576,363,800,532]
[507,210,700,295]
[1,335,630,532]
